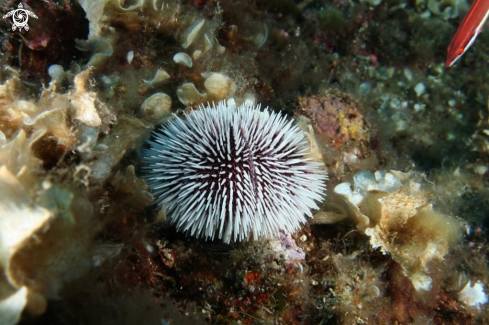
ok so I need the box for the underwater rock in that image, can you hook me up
[297,90,370,148]
[295,89,377,178]
[332,253,389,324]
[2,0,488,323]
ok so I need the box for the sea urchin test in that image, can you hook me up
[142,100,327,243]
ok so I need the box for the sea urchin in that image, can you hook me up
[142,100,327,243]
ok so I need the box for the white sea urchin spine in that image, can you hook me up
[143,100,327,243]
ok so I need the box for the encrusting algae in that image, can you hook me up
[0,0,488,324]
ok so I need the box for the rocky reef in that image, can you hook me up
[0,0,488,324]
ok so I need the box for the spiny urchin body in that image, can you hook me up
[142,100,327,243]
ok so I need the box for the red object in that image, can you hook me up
[446,0,489,67]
